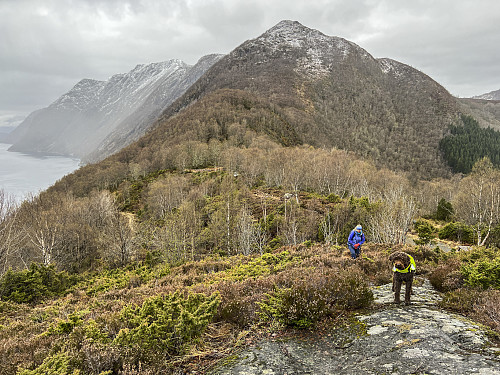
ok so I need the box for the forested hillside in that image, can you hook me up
[2,133,500,373]
[459,98,500,131]
[149,21,459,179]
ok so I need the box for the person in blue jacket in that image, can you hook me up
[348,224,365,259]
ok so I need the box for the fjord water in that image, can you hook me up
[0,143,80,202]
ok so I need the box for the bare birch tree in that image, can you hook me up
[0,189,22,272]
[20,194,63,266]
[453,158,500,246]
[146,175,189,218]
[368,187,417,244]
[237,206,256,255]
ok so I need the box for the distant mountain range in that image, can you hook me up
[473,88,500,101]
[7,54,222,162]
[8,20,500,181]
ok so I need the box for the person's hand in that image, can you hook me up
[354,243,359,249]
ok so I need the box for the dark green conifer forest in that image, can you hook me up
[439,114,500,173]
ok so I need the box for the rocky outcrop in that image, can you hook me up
[213,278,500,374]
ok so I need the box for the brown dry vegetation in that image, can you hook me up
[1,237,499,374]
[0,245,375,374]
[429,247,500,337]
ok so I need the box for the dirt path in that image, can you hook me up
[212,278,500,374]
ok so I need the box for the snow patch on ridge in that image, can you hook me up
[248,20,372,77]
[51,60,189,113]
[379,58,405,77]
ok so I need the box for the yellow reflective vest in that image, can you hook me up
[393,254,416,273]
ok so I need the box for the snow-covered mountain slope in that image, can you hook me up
[473,88,500,101]
[248,20,372,76]
[83,54,223,163]
[8,54,223,161]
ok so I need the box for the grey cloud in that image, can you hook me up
[1,0,499,127]
[351,0,500,96]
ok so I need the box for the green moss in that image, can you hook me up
[325,315,368,349]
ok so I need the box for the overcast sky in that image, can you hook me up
[1,0,499,128]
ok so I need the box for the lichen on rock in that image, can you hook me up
[213,277,500,374]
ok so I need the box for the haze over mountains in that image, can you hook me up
[473,88,500,101]
[7,20,500,179]
[7,54,222,162]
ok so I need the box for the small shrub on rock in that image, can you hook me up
[473,289,500,333]
[429,259,464,292]
[211,278,273,327]
[353,255,393,285]
[258,267,373,328]
[440,288,481,314]
[461,257,500,290]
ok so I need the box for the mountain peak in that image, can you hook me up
[265,20,309,34]
[131,59,188,72]
[236,20,370,77]
[259,20,328,46]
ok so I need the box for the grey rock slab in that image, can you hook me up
[371,278,442,307]
[213,278,500,375]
